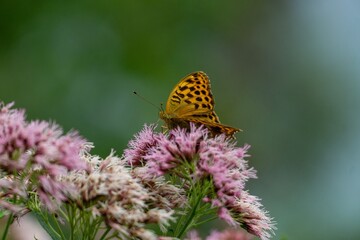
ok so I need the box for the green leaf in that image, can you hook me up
[32,212,62,240]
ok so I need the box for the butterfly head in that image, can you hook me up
[159,110,175,124]
[159,110,166,120]
[159,103,169,121]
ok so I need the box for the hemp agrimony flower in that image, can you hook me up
[124,124,276,239]
[63,152,181,240]
[185,229,253,240]
[0,102,91,212]
[1,102,275,240]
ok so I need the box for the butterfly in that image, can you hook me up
[159,71,240,137]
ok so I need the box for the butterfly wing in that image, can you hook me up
[186,118,240,137]
[165,71,215,118]
[161,71,240,137]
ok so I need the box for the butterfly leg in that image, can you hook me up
[161,125,169,134]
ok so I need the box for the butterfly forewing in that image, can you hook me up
[166,72,215,117]
[161,71,240,137]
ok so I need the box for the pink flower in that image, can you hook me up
[230,191,276,240]
[207,229,253,240]
[218,207,238,226]
[0,102,91,211]
[124,124,276,239]
[124,124,161,166]
[64,152,177,240]
[184,230,202,240]
[143,124,208,176]
[186,229,253,240]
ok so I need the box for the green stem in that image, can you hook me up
[51,212,66,240]
[2,213,14,240]
[2,194,20,240]
[176,194,203,238]
[66,205,75,240]
[193,216,218,226]
[99,227,111,240]
[91,218,104,240]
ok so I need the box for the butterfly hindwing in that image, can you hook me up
[187,118,239,137]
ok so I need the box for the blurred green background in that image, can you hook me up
[1,1,359,239]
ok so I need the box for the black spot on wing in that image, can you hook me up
[179,86,188,91]
[209,112,220,123]
[177,92,185,98]
[171,95,181,103]
[202,103,209,109]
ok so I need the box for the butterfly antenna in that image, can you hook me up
[160,103,164,111]
[133,91,161,111]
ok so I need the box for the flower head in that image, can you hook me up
[64,151,179,240]
[230,191,276,240]
[124,124,160,166]
[206,229,254,240]
[185,229,253,240]
[0,102,91,211]
[124,124,276,239]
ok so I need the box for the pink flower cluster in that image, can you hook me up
[0,102,91,211]
[185,229,253,240]
[125,124,275,240]
[64,152,181,240]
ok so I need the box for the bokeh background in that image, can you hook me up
[1,1,359,239]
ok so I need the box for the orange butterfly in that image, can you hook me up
[159,71,240,137]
